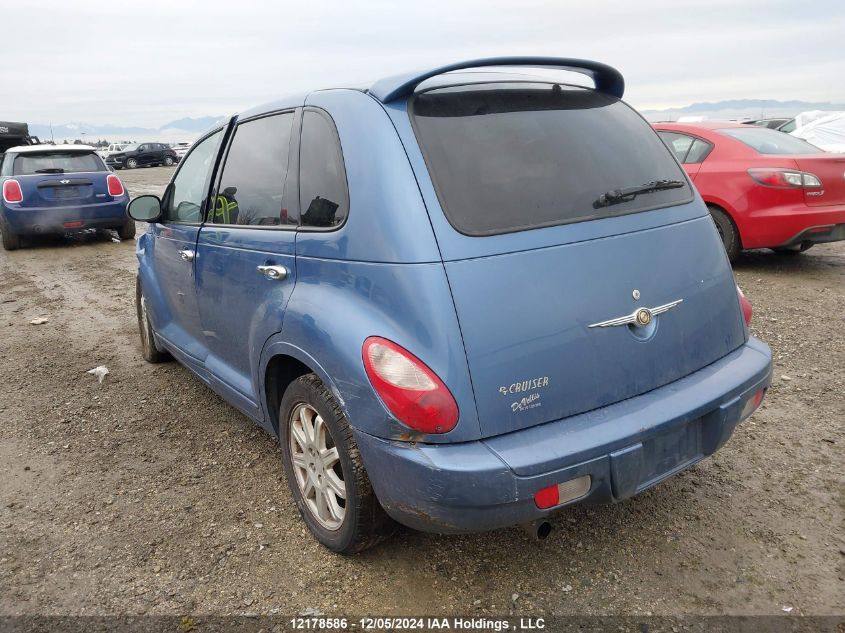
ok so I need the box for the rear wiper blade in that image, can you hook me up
[592,179,685,209]
[35,168,65,174]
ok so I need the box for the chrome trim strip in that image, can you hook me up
[588,299,683,329]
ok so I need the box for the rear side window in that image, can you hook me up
[211,112,296,227]
[411,83,691,236]
[298,110,348,229]
[12,151,105,175]
[718,127,823,155]
[657,132,713,164]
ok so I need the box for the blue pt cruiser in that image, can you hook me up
[128,57,773,553]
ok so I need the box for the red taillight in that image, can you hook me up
[107,174,125,196]
[737,286,752,326]
[362,336,459,434]
[2,179,23,204]
[747,168,822,189]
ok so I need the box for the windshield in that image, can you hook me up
[12,151,106,175]
[410,83,691,236]
[121,144,139,152]
[719,127,823,155]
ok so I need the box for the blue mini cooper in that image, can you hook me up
[1,144,132,250]
[128,57,773,553]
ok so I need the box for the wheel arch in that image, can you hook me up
[703,198,744,248]
[263,352,315,436]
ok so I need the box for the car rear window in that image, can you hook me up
[718,127,824,155]
[13,151,106,175]
[410,83,691,236]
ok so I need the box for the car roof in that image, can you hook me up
[652,121,745,131]
[5,144,98,153]
[235,57,624,124]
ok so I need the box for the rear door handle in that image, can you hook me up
[257,265,288,281]
[178,249,195,262]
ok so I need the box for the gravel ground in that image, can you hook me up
[0,166,842,617]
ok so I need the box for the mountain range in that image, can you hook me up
[640,99,845,122]
[24,99,845,142]
[27,116,226,143]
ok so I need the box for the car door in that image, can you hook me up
[147,128,226,363]
[194,110,299,416]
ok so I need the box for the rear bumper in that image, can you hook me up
[1,199,128,234]
[741,203,845,249]
[354,337,772,534]
[778,223,845,248]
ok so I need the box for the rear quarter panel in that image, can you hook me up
[261,89,481,443]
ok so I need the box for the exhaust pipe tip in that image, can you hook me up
[521,520,552,541]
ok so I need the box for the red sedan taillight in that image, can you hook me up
[2,179,23,204]
[737,286,752,326]
[747,168,822,189]
[362,337,458,434]
[107,174,125,196]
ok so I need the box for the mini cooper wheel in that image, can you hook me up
[280,374,395,553]
[118,220,136,241]
[164,156,174,167]
[125,158,138,169]
[0,218,20,251]
[135,278,171,363]
[708,205,740,264]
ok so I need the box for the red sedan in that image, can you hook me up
[653,122,845,261]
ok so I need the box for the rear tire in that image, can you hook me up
[0,218,20,251]
[118,220,136,241]
[280,374,395,554]
[136,278,171,363]
[708,205,740,264]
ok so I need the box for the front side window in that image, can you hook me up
[411,83,692,236]
[719,127,823,155]
[298,110,349,229]
[13,151,105,175]
[211,112,295,227]
[164,129,223,223]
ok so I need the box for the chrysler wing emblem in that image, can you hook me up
[60,179,70,184]
[588,299,683,329]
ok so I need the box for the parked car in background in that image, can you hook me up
[128,57,772,553]
[169,142,192,159]
[743,117,791,130]
[106,142,178,169]
[790,112,845,153]
[97,142,129,160]
[0,144,132,250]
[654,122,845,261]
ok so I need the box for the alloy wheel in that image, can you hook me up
[289,403,346,530]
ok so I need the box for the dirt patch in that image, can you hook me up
[0,166,843,616]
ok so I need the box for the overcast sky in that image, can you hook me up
[4,0,844,127]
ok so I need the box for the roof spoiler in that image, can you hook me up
[368,57,624,103]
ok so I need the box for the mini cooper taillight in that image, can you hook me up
[362,336,458,434]
[2,179,23,204]
[106,174,125,196]
[737,286,752,326]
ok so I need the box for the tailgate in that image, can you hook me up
[445,216,746,438]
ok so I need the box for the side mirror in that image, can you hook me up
[128,195,162,222]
